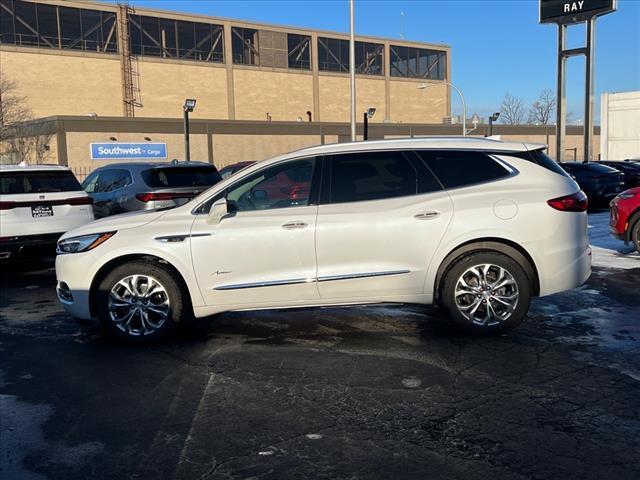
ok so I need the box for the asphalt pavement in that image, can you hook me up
[1,256,639,480]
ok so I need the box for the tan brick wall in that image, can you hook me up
[233,69,314,121]
[0,49,122,117]
[389,81,448,124]
[318,76,386,123]
[135,60,228,119]
[212,134,322,166]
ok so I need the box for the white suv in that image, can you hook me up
[1,165,94,260]
[55,138,591,341]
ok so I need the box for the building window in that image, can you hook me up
[287,33,310,70]
[232,27,259,65]
[0,0,117,52]
[128,14,223,62]
[318,37,383,75]
[355,41,383,75]
[318,37,349,72]
[390,45,446,80]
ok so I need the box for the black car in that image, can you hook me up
[559,162,625,206]
[596,161,640,189]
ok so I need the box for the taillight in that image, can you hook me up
[0,201,16,210]
[547,191,588,212]
[135,192,194,203]
[66,196,93,205]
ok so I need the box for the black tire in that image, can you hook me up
[96,260,189,343]
[632,219,640,254]
[440,251,531,336]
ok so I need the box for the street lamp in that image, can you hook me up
[183,98,196,162]
[418,82,467,136]
[363,107,376,141]
[488,112,500,136]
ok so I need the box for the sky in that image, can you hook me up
[115,0,640,123]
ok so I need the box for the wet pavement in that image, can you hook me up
[1,258,639,480]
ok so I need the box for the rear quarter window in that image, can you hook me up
[142,166,222,188]
[415,151,511,189]
[506,149,570,178]
[0,171,82,194]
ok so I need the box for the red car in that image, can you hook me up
[610,187,640,253]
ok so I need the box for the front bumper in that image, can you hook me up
[55,252,94,319]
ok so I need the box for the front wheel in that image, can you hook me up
[96,261,188,343]
[440,252,531,335]
[632,220,640,254]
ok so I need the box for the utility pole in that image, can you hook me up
[349,0,356,141]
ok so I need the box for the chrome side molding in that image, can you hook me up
[213,270,410,290]
[155,233,211,242]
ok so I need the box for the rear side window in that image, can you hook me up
[415,151,510,189]
[328,151,437,204]
[142,166,222,188]
[0,171,81,194]
[507,149,570,178]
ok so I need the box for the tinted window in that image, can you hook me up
[112,169,133,189]
[0,171,81,194]
[416,151,510,189]
[329,151,428,204]
[225,158,315,211]
[142,166,222,188]
[505,149,569,178]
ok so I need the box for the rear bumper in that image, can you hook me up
[0,232,63,258]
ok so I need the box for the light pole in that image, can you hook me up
[349,0,356,141]
[417,82,467,136]
[488,112,500,136]
[183,98,196,161]
[363,107,376,140]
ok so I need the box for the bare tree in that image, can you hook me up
[499,93,525,125]
[0,72,31,141]
[528,88,556,125]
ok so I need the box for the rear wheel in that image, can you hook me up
[440,252,531,335]
[96,261,188,343]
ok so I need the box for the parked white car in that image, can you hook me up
[1,165,94,260]
[55,138,591,342]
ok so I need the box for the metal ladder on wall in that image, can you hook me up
[118,2,143,117]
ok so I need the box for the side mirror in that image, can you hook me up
[207,197,229,225]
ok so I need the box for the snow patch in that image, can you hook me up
[588,212,639,269]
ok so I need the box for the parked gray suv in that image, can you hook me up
[82,161,222,218]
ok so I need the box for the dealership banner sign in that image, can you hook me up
[90,143,167,160]
[539,0,617,24]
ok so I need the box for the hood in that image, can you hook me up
[59,209,167,240]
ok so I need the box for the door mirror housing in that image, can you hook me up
[207,197,230,224]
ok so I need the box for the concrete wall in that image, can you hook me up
[600,91,640,160]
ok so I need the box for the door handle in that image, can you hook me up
[414,211,440,220]
[282,221,308,229]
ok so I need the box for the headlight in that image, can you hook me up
[56,232,116,254]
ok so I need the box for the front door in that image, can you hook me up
[190,157,320,307]
[315,150,453,300]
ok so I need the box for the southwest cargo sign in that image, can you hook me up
[90,143,167,160]
[539,0,617,24]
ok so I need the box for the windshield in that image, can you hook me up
[141,166,222,188]
[0,171,82,194]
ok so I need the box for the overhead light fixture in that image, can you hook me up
[183,98,197,112]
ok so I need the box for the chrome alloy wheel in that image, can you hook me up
[454,264,519,326]
[108,274,170,336]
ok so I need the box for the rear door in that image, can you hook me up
[315,150,453,300]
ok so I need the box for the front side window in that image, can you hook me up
[416,151,511,189]
[225,158,315,212]
[328,151,430,204]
